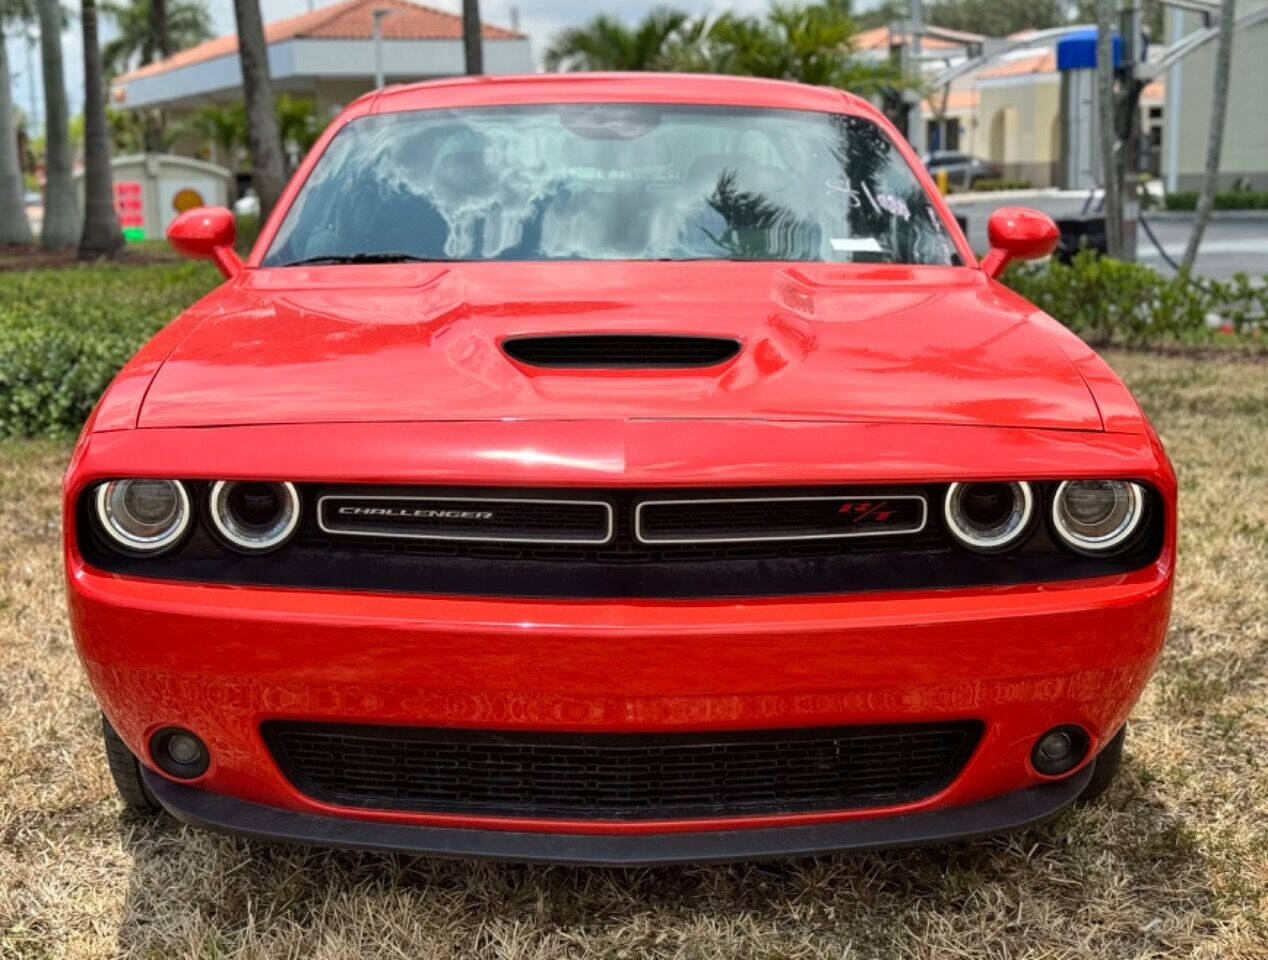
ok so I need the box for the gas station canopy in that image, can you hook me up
[110,0,533,112]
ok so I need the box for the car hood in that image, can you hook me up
[137,262,1102,431]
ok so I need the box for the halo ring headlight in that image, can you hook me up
[1051,480,1145,553]
[94,479,191,554]
[944,481,1034,552]
[209,480,301,552]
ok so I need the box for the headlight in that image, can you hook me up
[94,479,191,553]
[209,480,301,551]
[1051,480,1145,553]
[943,481,1034,552]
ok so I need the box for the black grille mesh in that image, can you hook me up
[502,335,741,368]
[263,721,982,820]
[319,496,611,543]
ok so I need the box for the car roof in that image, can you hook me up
[351,72,882,123]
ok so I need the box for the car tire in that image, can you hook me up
[101,715,162,814]
[1075,723,1126,804]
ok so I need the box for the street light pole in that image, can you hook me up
[909,0,926,155]
[373,8,393,89]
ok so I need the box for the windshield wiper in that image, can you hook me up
[278,252,445,266]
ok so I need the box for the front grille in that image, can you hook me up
[318,494,613,544]
[502,334,741,369]
[636,494,927,543]
[262,721,983,820]
[79,482,1165,599]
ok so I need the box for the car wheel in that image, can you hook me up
[1075,723,1126,804]
[101,715,162,814]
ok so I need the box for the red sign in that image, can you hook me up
[113,180,144,229]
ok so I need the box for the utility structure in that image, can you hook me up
[920,2,1265,263]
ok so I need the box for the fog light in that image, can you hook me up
[1031,725,1090,776]
[149,727,210,779]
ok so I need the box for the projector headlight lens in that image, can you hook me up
[944,481,1034,552]
[1052,480,1145,552]
[95,479,191,553]
[209,480,301,551]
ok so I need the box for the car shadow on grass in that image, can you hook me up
[111,758,1215,957]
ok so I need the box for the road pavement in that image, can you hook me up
[947,191,1268,280]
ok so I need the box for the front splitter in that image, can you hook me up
[142,766,1091,866]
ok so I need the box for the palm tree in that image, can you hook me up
[100,0,211,77]
[79,0,124,257]
[546,4,905,95]
[232,0,286,218]
[683,4,902,92]
[181,102,245,168]
[0,0,34,245]
[544,7,694,71]
[101,0,211,151]
[1094,3,1121,258]
[276,94,322,169]
[462,0,482,75]
[1181,0,1235,272]
[36,0,78,249]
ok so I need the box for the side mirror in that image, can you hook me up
[167,206,244,279]
[979,206,1059,279]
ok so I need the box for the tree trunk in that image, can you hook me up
[149,0,168,58]
[232,0,287,219]
[0,28,34,245]
[1181,0,1235,272]
[79,0,124,258]
[36,0,80,249]
[1095,0,1121,258]
[463,0,483,75]
[142,0,168,151]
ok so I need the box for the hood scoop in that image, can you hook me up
[502,334,741,370]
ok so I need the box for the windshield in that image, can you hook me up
[263,103,960,267]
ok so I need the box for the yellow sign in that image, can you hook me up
[171,188,205,213]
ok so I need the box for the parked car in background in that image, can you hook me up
[67,73,1174,865]
[923,151,1002,191]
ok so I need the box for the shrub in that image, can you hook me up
[235,213,262,254]
[1163,189,1268,211]
[1003,250,1267,347]
[0,261,222,438]
[970,178,1033,192]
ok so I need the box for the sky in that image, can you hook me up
[6,0,800,137]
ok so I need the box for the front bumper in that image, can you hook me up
[66,417,1175,858]
[143,763,1093,865]
[70,555,1171,843]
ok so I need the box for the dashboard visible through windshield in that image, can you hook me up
[263,103,960,267]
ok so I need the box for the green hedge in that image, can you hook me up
[1162,189,1268,211]
[0,261,222,438]
[1003,250,1267,347]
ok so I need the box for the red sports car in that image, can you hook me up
[65,74,1174,864]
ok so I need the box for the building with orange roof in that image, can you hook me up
[971,48,1063,185]
[110,0,531,116]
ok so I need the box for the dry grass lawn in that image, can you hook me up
[1,351,1265,959]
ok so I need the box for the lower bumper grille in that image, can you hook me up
[262,721,983,820]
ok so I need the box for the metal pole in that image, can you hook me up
[1164,5,1183,193]
[372,9,390,89]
